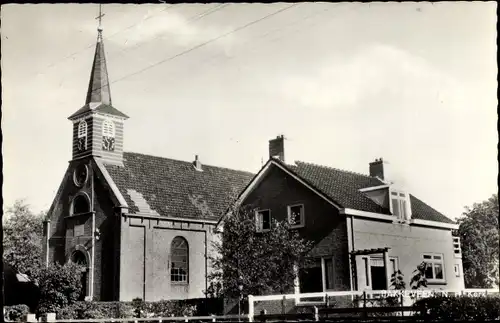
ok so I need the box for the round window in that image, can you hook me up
[73,164,89,187]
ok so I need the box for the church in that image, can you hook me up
[43,22,254,301]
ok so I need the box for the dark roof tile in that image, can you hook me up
[104,152,254,220]
[285,160,455,224]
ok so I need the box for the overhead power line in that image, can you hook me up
[107,3,230,62]
[96,3,299,91]
[35,4,174,77]
[197,4,332,68]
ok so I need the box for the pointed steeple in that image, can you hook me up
[86,5,111,106]
[85,30,112,106]
[68,5,128,121]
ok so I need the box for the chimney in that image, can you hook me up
[269,135,285,162]
[193,155,202,171]
[369,158,391,182]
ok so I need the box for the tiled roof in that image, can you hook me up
[288,161,389,214]
[103,152,454,224]
[276,159,455,224]
[104,152,254,221]
[409,195,455,224]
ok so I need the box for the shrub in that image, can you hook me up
[54,299,211,320]
[4,305,30,322]
[56,301,135,320]
[413,295,500,321]
[36,262,83,316]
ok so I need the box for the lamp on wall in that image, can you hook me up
[94,228,101,241]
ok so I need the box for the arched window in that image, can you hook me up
[171,236,188,283]
[72,194,90,215]
[102,119,115,138]
[78,120,87,138]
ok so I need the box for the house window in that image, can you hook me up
[288,204,305,228]
[255,209,271,232]
[390,258,397,274]
[391,191,408,220]
[298,257,335,294]
[454,264,460,277]
[363,256,398,290]
[323,258,335,290]
[171,237,188,283]
[453,237,462,257]
[422,253,445,282]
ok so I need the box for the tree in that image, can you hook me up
[36,262,83,316]
[457,194,499,288]
[209,204,313,300]
[410,261,428,290]
[3,200,45,281]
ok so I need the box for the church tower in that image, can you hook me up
[68,12,128,166]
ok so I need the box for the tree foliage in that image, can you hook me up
[209,205,313,299]
[36,262,83,315]
[457,194,499,288]
[3,199,45,281]
[410,261,428,290]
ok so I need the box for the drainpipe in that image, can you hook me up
[45,219,51,268]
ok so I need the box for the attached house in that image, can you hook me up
[225,135,465,297]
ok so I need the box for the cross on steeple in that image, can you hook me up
[95,4,105,33]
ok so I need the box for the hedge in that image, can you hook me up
[55,298,223,320]
[413,295,500,321]
[4,305,30,322]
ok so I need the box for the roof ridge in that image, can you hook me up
[123,151,255,175]
[294,160,374,178]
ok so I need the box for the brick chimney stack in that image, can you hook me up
[193,155,202,171]
[269,135,285,163]
[369,158,391,182]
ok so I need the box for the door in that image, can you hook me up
[370,266,387,290]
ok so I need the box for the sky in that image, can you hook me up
[1,2,497,220]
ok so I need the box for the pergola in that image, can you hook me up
[350,247,391,291]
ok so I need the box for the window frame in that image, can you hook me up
[287,204,305,228]
[170,236,189,284]
[255,209,271,232]
[296,256,336,303]
[362,256,399,289]
[452,237,462,258]
[390,189,410,221]
[454,264,460,277]
[422,253,446,283]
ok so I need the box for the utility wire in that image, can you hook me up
[107,3,230,61]
[94,3,299,92]
[197,4,331,68]
[35,5,174,76]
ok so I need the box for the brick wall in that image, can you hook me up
[92,173,120,301]
[242,164,351,292]
[45,157,123,301]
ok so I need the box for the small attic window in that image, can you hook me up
[102,119,115,138]
[390,190,410,221]
[78,120,88,138]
